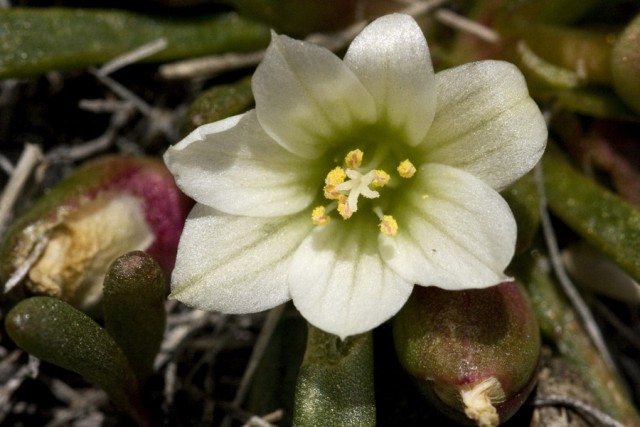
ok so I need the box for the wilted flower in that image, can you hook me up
[1,156,191,311]
[165,13,547,338]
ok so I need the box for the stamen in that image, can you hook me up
[371,170,390,187]
[379,215,398,237]
[311,206,330,225]
[345,149,364,169]
[397,159,416,178]
[324,167,346,200]
[320,150,391,221]
[337,195,353,219]
[373,207,398,237]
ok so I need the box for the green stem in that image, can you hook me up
[293,324,375,427]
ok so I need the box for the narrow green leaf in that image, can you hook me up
[543,145,640,283]
[293,324,375,427]
[103,251,166,386]
[0,8,271,79]
[498,0,602,26]
[224,0,359,36]
[555,87,640,121]
[517,25,613,85]
[4,296,147,425]
[511,251,640,427]
[611,13,640,113]
[501,171,540,254]
[182,76,254,135]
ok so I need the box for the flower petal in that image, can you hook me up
[170,204,313,313]
[344,13,436,146]
[289,219,414,339]
[420,61,547,190]
[381,163,516,289]
[253,32,376,159]
[164,111,321,217]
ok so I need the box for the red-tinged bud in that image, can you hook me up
[393,282,541,426]
[1,155,191,311]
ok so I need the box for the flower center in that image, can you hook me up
[311,148,416,237]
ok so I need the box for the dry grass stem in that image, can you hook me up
[434,8,500,43]
[0,155,14,176]
[0,354,39,424]
[90,69,154,117]
[241,409,284,427]
[97,38,168,77]
[220,304,286,427]
[0,143,43,238]
[535,163,621,379]
[534,395,626,427]
[47,103,136,163]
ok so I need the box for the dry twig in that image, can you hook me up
[434,8,500,43]
[534,395,626,427]
[0,144,43,239]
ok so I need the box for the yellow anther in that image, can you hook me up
[311,206,330,225]
[397,159,416,178]
[371,170,390,187]
[324,185,340,200]
[379,215,398,237]
[345,149,364,169]
[324,167,346,200]
[337,195,353,219]
[325,166,346,185]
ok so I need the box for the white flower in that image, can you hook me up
[164,13,547,339]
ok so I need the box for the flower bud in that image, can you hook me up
[1,155,191,311]
[393,282,540,426]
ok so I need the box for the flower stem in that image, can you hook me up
[293,324,375,427]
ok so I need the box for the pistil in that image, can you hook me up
[311,148,416,237]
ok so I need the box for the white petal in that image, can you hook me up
[170,204,313,313]
[344,13,436,146]
[171,113,243,151]
[420,61,547,190]
[253,32,376,159]
[289,219,414,339]
[164,111,321,217]
[381,163,516,289]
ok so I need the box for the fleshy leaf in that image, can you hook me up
[0,8,270,78]
[554,87,640,121]
[543,145,640,283]
[103,251,166,385]
[4,297,147,425]
[511,251,640,426]
[182,76,254,136]
[500,171,541,254]
[611,13,640,114]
